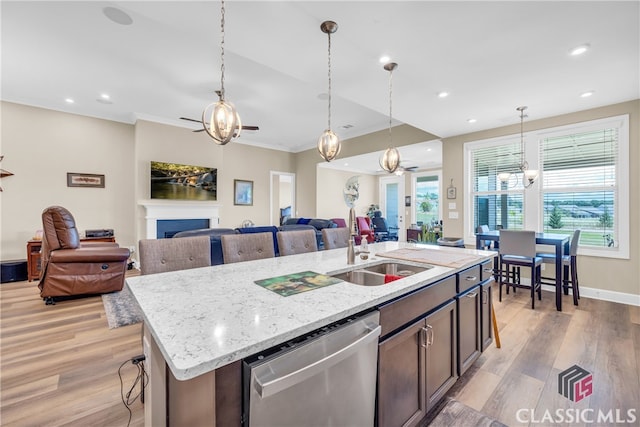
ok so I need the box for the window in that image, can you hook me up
[464,115,629,259]
[412,171,442,227]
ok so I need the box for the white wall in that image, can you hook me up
[316,166,377,221]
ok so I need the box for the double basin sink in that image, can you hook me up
[332,261,432,286]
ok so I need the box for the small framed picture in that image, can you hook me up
[234,179,253,206]
[447,186,457,199]
[67,172,105,188]
[405,196,411,207]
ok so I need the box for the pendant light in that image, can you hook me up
[498,106,538,188]
[202,0,242,145]
[380,62,401,173]
[318,21,341,162]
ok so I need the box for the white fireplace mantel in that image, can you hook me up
[139,200,221,239]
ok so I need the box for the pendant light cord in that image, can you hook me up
[388,67,393,145]
[327,31,332,130]
[220,0,226,101]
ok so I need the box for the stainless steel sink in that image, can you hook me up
[361,262,431,276]
[332,262,431,286]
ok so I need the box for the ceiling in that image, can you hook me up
[2,1,638,174]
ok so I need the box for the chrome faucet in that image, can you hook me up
[347,207,369,264]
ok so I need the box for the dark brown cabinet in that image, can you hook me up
[378,300,457,427]
[457,286,481,376]
[480,280,493,351]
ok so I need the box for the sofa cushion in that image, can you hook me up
[297,218,311,225]
[308,219,336,230]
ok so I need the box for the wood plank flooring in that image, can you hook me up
[1,278,638,426]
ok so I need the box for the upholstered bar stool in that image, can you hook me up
[221,232,276,264]
[139,235,211,275]
[499,230,543,309]
[537,229,581,305]
[322,228,350,249]
[277,230,318,256]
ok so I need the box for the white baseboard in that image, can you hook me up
[540,284,640,307]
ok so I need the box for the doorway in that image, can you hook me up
[379,175,405,241]
[270,171,295,226]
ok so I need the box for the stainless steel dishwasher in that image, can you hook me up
[243,311,381,427]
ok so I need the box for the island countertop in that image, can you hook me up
[126,241,494,381]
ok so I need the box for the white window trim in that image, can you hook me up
[463,114,629,259]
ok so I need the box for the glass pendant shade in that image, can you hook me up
[202,100,241,145]
[498,172,512,182]
[318,129,341,162]
[380,147,401,173]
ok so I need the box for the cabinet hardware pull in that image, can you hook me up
[425,324,434,346]
[466,291,478,298]
[482,289,488,304]
[420,327,428,348]
[482,268,493,273]
[465,276,477,281]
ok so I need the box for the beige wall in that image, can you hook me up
[294,124,438,217]
[0,104,294,259]
[0,102,136,259]
[442,99,640,296]
[316,168,377,221]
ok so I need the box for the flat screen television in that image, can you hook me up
[150,161,217,201]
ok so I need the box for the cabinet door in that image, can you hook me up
[425,300,457,412]
[457,286,481,376]
[480,280,493,351]
[378,318,426,427]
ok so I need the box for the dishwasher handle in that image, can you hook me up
[254,324,382,399]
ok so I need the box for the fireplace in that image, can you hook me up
[139,200,221,239]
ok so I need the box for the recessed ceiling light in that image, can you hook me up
[467,118,477,124]
[344,163,349,166]
[427,148,432,152]
[65,98,74,104]
[103,7,133,25]
[379,55,390,63]
[100,93,110,100]
[341,124,354,129]
[569,43,590,56]
[580,91,594,98]
[437,91,449,98]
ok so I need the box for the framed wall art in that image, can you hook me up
[234,179,253,206]
[67,173,105,188]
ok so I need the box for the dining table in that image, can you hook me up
[475,230,570,311]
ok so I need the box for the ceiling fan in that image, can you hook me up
[180,91,259,133]
[179,116,259,133]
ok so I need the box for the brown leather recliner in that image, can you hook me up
[38,206,130,304]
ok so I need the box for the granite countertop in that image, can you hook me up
[126,241,494,380]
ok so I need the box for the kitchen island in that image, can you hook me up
[126,241,496,426]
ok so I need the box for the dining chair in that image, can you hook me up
[499,230,543,309]
[276,229,318,256]
[221,232,276,264]
[322,227,351,249]
[537,229,581,305]
[139,235,211,275]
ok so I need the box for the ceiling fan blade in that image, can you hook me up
[179,117,202,124]
[181,117,259,132]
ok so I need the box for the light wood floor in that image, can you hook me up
[1,278,638,426]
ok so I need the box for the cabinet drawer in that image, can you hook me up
[480,259,494,281]
[457,264,482,293]
[379,275,456,337]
